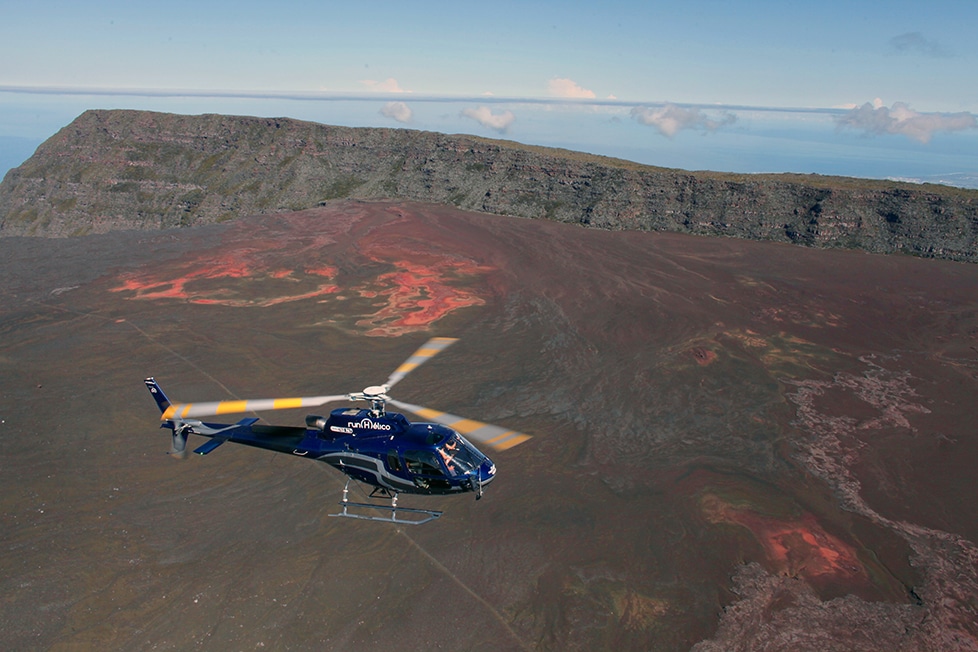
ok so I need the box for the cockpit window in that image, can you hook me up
[402,450,444,476]
[425,427,446,446]
[438,434,487,476]
[386,449,402,472]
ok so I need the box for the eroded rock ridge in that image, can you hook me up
[2,109,976,261]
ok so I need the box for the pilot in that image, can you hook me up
[439,437,459,474]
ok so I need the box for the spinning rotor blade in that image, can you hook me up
[387,398,531,452]
[384,337,458,390]
[161,395,349,420]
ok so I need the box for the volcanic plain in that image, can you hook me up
[2,200,977,650]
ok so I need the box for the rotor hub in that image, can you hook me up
[362,385,388,398]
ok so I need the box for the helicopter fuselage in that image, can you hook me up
[165,405,496,496]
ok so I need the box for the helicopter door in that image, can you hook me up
[385,449,403,473]
[402,450,451,491]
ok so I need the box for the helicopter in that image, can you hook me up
[145,337,531,525]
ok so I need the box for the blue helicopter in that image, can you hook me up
[145,337,531,525]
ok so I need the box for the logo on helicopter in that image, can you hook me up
[348,418,392,431]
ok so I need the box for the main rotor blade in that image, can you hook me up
[384,337,459,390]
[161,395,349,420]
[387,398,531,452]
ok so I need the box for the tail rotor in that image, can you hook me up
[168,423,190,458]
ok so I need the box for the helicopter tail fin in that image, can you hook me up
[144,377,173,416]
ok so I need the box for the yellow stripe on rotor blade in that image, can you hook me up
[487,432,532,451]
[214,400,249,415]
[412,338,458,357]
[411,407,445,421]
[272,398,305,410]
[394,361,420,374]
[445,418,485,434]
[395,400,532,450]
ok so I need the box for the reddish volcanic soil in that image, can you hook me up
[2,200,978,651]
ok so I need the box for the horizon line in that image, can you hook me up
[0,84,849,116]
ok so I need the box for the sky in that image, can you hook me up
[2,0,977,187]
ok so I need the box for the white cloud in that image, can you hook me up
[380,101,412,124]
[360,77,408,93]
[836,100,977,144]
[460,106,515,133]
[547,78,596,99]
[630,103,735,137]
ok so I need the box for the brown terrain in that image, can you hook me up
[2,200,977,650]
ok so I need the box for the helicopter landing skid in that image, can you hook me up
[329,481,441,525]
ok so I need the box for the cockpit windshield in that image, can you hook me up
[438,434,487,476]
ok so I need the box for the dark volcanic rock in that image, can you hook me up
[1,109,977,261]
[3,201,978,650]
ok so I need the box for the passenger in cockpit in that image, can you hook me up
[439,437,459,474]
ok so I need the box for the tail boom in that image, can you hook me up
[144,377,172,415]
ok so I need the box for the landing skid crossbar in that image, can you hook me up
[328,480,441,525]
[329,501,442,525]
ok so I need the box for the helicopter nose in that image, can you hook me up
[480,461,496,483]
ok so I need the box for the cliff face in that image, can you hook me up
[2,109,976,261]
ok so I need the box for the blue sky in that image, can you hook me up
[2,0,977,187]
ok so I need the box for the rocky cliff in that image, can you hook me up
[2,109,976,261]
